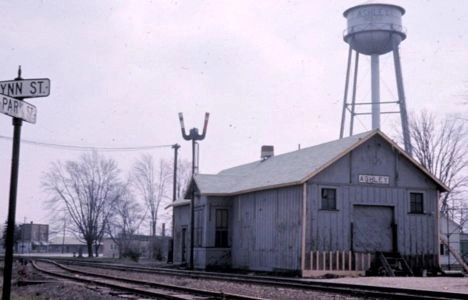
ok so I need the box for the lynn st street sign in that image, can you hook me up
[0,78,50,98]
[0,94,37,123]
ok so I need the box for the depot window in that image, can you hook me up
[321,188,337,210]
[215,209,229,247]
[409,192,424,214]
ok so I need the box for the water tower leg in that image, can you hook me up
[392,41,412,155]
[371,54,380,130]
[340,46,353,139]
[350,51,360,136]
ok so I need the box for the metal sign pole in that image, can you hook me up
[0,67,50,300]
[2,116,22,300]
[2,69,24,300]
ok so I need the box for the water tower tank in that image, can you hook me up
[339,3,412,155]
[343,3,406,55]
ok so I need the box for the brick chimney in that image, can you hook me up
[261,145,274,160]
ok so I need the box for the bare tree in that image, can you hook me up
[132,155,172,237]
[46,209,71,254]
[42,151,123,257]
[176,159,192,200]
[406,111,468,223]
[2,222,22,252]
[107,182,144,260]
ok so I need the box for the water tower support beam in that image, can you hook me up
[371,54,380,130]
[392,42,412,155]
[340,46,353,139]
[349,51,360,136]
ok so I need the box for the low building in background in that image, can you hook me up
[439,215,468,273]
[48,236,88,256]
[439,214,461,270]
[102,235,172,260]
[460,233,468,265]
[18,222,49,254]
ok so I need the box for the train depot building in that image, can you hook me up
[172,130,448,276]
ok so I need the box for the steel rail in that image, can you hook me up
[40,258,468,300]
[31,260,267,300]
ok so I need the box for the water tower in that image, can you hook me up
[339,3,412,154]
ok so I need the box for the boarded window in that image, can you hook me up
[321,188,337,210]
[215,209,228,247]
[410,192,424,213]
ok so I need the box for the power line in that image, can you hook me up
[0,135,173,152]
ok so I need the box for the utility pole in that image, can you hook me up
[172,144,180,203]
[178,112,209,270]
[169,143,180,263]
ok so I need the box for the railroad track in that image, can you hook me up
[34,258,468,300]
[31,260,267,300]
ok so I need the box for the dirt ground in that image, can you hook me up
[10,282,124,300]
[1,262,122,299]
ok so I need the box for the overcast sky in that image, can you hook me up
[0,0,467,232]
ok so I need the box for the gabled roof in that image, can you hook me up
[191,130,449,197]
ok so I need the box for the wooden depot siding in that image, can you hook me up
[173,204,190,264]
[195,196,233,269]
[203,196,233,248]
[231,186,302,272]
[305,135,439,272]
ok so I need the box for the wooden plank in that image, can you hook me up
[301,183,307,272]
[348,251,352,271]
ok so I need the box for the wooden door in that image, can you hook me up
[353,205,394,252]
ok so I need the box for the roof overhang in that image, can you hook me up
[198,181,304,197]
[165,199,191,209]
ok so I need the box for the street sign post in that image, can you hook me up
[0,94,37,123]
[0,78,50,98]
[1,67,50,300]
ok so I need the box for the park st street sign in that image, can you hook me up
[0,78,50,98]
[0,77,50,123]
[0,94,37,124]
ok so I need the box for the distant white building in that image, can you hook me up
[48,236,88,256]
[439,214,466,271]
[461,233,468,264]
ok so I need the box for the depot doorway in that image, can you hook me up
[352,205,395,253]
